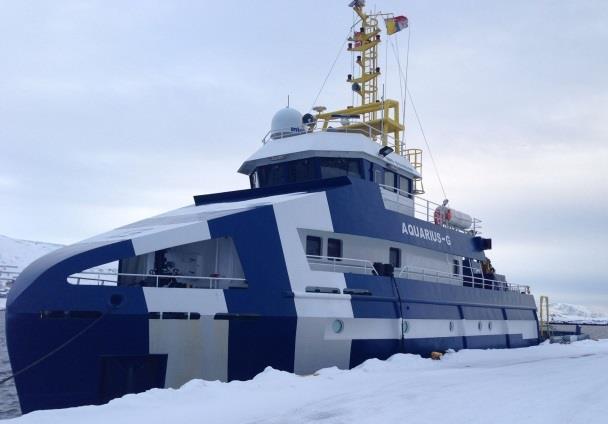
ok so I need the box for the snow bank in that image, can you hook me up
[7,340,608,424]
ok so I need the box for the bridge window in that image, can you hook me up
[320,158,362,179]
[384,170,397,191]
[399,175,412,197]
[374,169,382,183]
[287,158,315,183]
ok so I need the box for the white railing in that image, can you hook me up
[396,264,530,294]
[262,118,396,145]
[378,183,482,235]
[68,271,247,289]
[306,255,379,275]
[305,255,530,294]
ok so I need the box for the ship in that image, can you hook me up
[6,1,539,414]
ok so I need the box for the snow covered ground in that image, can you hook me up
[6,340,608,424]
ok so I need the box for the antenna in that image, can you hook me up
[287,95,290,108]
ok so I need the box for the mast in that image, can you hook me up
[312,0,424,193]
[314,1,403,152]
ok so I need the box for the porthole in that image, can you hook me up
[332,319,344,334]
[109,293,124,308]
[488,321,492,331]
[402,320,410,334]
[478,321,483,331]
[449,321,454,332]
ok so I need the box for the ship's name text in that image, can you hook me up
[402,223,451,246]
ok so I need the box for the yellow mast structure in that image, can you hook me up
[313,1,424,193]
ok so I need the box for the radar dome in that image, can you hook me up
[270,107,304,139]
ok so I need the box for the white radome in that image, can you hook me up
[270,107,304,139]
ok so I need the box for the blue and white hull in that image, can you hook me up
[6,176,538,413]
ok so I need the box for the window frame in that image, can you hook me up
[305,235,322,257]
[327,238,343,261]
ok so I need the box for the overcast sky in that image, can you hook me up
[1,0,607,311]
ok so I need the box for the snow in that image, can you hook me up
[549,302,608,325]
[0,234,62,272]
[6,340,608,424]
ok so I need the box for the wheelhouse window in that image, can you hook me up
[384,170,396,191]
[256,159,316,188]
[320,158,362,179]
[389,247,401,268]
[250,171,260,188]
[399,175,412,197]
[287,159,315,184]
[327,238,343,259]
[257,164,284,187]
[306,236,322,256]
[374,169,382,184]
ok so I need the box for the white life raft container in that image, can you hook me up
[434,204,473,230]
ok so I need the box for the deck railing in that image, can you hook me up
[306,254,530,294]
[68,271,247,289]
[378,184,482,235]
[306,255,379,276]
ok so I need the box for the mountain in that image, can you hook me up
[0,234,63,272]
[548,302,608,325]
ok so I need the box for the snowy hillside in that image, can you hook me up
[0,234,62,272]
[549,302,608,325]
[6,340,608,424]
[0,234,63,310]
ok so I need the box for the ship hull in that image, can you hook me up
[6,177,538,413]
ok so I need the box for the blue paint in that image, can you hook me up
[325,178,486,260]
[209,206,298,379]
[6,241,151,413]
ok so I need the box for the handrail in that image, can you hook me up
[305,255,530,294]
[262,117,403,148]
[396,263,530,294]
[378,183,482,234]
[68,271,247,289]
[306,254,378,275]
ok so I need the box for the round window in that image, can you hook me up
[478,321,483,331]
[332,319,344,334]
[488,321,493,331]
[449,321,454,332]
[402,320,410,334]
